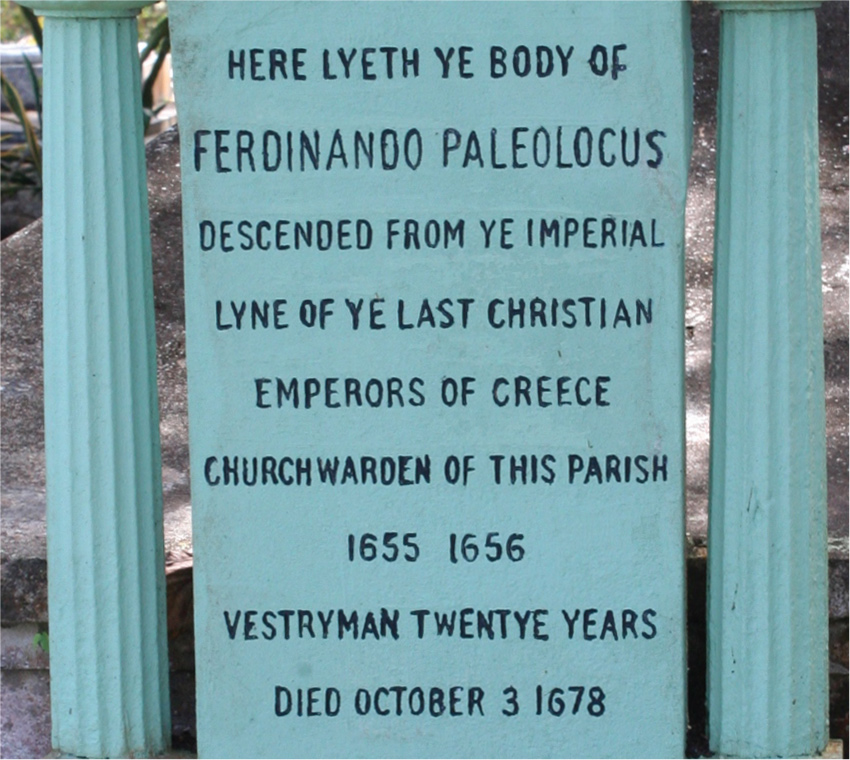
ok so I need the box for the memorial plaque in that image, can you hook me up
[170,2,691,756]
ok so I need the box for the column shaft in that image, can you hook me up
[34,5,170,756]
[708,4,828,757]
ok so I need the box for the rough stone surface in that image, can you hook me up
[0,624,49,671]
[830,557,849,619]
[0,556,47,626]
[0,669,51,760]
[0,189,42,241]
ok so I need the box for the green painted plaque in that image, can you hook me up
[170,2,691,756]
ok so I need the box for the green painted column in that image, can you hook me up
[19,1,171,756]
[708,2,828,757]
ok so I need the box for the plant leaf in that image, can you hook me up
[22,53,41,121]
[21,6,43,52]
[139,15,169,64]
[141,18,170,111]
[0,71,41,181]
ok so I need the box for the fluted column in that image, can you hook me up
[20,1,170,756]
[708,2,828,757]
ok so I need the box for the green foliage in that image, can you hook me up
[0,1,38,44]
[139,14,171,132]
[1,2,171,198]
[1,62,42,197]
[18,4,41,49]
[138,1,168,41]
[1,3,42,197]
[32,630,49,654]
